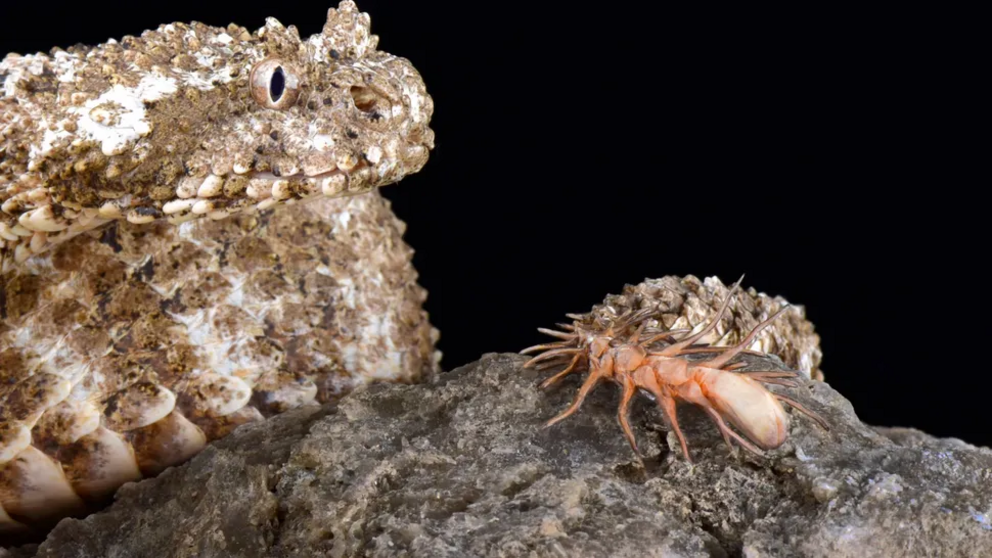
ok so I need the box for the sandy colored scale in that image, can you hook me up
[0,0,436,541]
[0,2,433,269]
[0,190,439,537]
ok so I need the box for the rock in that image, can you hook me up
[0,546,35,558]
[10,353,992,557]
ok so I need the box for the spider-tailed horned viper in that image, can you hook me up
[0,1,825,540]
[0,1,438,536]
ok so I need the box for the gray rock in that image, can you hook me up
[12,353,992,557]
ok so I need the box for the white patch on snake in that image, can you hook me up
[69,73,178,156]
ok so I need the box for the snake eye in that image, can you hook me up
[250,59,301,110]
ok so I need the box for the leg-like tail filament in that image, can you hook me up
[638,328,691,348]
[658,390,692,463]
[628,322,647,345]
[539,353,584,388]
[775,394,830,431]
[524,348,582,368]
[748,377,801,388]
[657,276,745,356]
[617,375,641,460]
[534,357,572,370]
[741,371,800,379]
[697,305,791,370]
[702,407,734,451]
[537,327,577,340]
[520,341,573,355]
[668,346,765,357]
[701,406,766,457]
[544,364,606,428]
[742,371,801,388]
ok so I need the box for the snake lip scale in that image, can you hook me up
[0,1,437,538]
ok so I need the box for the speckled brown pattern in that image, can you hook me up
[0,191,439,538]
[0,1,433,267]
[0,2,436,539]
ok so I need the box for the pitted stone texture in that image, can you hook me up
[15,354,990,557]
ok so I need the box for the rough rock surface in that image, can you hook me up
[7,353,992,557]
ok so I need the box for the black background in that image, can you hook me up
[2,3,984,444]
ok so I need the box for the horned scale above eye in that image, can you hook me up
[0,0,437,540]
[0,0,435,272]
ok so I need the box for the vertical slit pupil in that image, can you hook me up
[270,67,286,102]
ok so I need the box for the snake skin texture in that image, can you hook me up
[0,2,436,539]
[0,191,439,537]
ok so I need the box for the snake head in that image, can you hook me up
[0,1,434,267]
